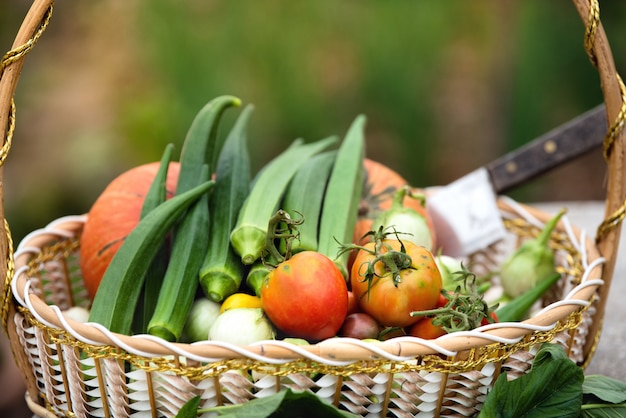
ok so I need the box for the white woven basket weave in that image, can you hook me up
[1,1,626,417]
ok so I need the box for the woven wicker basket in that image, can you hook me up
[2,1,626,417]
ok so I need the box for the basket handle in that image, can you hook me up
[0,0,55,404]
[1,0,53,321]
[571,0,626,359]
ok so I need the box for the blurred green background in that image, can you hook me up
[1,0,625,244]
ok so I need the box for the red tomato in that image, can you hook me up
[408,317,447,339]
[481,311,499,326]
[351,240,442,328]
[261,251,348,341]
[347,291,359,315]
[437,292,449,308]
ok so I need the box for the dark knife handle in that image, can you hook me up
[486,105,607,194]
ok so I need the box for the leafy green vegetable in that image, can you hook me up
[580,374,626,417]
[580,405,626,417]
[582,374,626,404]
[479,343,583,417]
[176,395,201,418]
[175,389,358,418]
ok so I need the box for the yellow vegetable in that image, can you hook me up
[220,293,263,314]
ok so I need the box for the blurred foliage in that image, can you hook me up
[1,0,625,243]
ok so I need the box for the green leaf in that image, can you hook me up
[175,395,201,418]
[479,344,583,418]
[582,374,626,404]
[187,389,358,418]
[580,404,626,418]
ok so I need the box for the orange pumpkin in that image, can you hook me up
[354,158,436,247]
[80,162,180,299]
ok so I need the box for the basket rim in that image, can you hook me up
[8,198,604,365]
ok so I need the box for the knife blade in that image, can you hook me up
[486,104,607,194]
[427,104,607,257]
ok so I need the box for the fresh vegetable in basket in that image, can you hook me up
[79,160,180,298]
[88,179,214,334]
[340,226,442,328]
[280,150,336,254]
[220,292,263,314]
[261,250,348,341]
[499,208,566,298]
[495,271,562,323]
[88,95,239,337]
[353,158,436,248]
[147,165,212,341]
[230,135,337,265]
[182,298,221,343]
[133,142,176,334]
[410,265,497,333]
[199,104,253,303]
[147,95,240,342]
[317,115,366,278]
[260,211,349,341]
[338,312,381,340]
[371,185,434,251]
[209,308,275,345]
[435,254,466,291]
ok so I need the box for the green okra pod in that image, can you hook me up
[317,115,366,278]
[230,136,338,265]
[148,165,212,342]
[88,180,215,335]
[132,143,175,334]
[199,105,253,303]
[280,150,336,254]
[176,95,241,194]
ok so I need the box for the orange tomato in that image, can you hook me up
[351,239,442,328]
[408,317,447,339]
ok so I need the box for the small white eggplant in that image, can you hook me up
[372,186,434,251]
[499,209,566,298]
[435,254,465,291]
[183,298,221,342]
[209,308,275,345]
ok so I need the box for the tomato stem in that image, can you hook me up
[391,185,426,209]
[338,225,415,296]
[410,264,497,333]
[262,209,304,267]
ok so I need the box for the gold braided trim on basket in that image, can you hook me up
[18,305,585,379]
[597,196,626,242]
[1,219,15,332]
[0,4,53,165]
[601,75,626,161]
[25,239,80,278]
[580,316,603,370]
[582,0,626,239]
[0,100,15,167]
[583,0,600,66]
[0,4,53,70]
